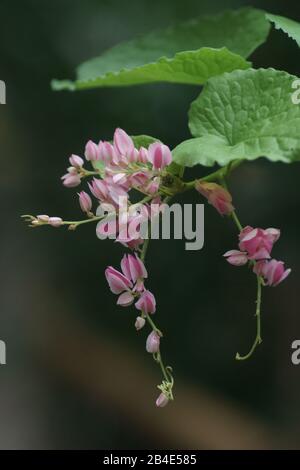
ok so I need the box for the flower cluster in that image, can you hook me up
[224,226,291,286]
[24,125,292,404]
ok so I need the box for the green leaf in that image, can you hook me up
[173,68,300,167]
[266,13,300,47]
[52,7,269,90]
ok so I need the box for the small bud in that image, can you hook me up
[78,191,92,213]
[146,330,160,353]
[67,166,77,174]
[48,217,63,227]
[69,154,84,168]
[135,316,146,331]
[37,214,49,223]
[156,392,169,408]
[195,181,234,216]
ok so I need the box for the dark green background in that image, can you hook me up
[0,0,300,449]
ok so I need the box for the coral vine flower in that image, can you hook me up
[253,259,291,286]
[135,289,156,314]
[147,142,172,170]
[223,250,248,266]
[195,181,234,215]
[238,226,280,260]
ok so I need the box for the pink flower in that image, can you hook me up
[135,289,156,314]
[78,191,92,213]
[117,291,134,307]
[148,142,172,170]
[253,259,291,286]
[61,173,81,188]
[195,181,234,216]
[146,330,160,353]
[85,140,100,161]
[135,316,146,331]
[223,250,248,266]
[113,128,134,156]
[69,154,84,168]
[105,266,132,294]
[156,392,169,408]
[88,178,108,201]
[239,226,280,260]
[121,253,147,284]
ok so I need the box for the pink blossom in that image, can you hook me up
[253,259,291,286]
[121,253,147,283]
[88,178,108,200]
[85,140,100,161]
[61,173,81,188]
[195,181,234,216]
[105,266,132,294]
[117,291,134,307]
[146,330,160,353]
[135,289,156,314]
[78,191,92,213]
[239,226,280,260]
[156,392,169,408]
[69,154,84,168]
[148,142,172,170]
[223,250,248,266]
[114,128,134,157]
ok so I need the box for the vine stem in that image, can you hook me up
[220,177,263,361]
[182,160,242,191]
[62,215,104,227]
[236,275,262,361]
[139,210,174,397]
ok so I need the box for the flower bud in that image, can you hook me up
[135,316,146,331]
[78,191,92,213]
[48,217,63,227]
[195,181,234,216]
[156,392,169,408]
[146,330,160,353]
[69,154,84,168]
[37,214,49,223]
[62,173,81,188]
[85,140,100,161]
[223,250,248,266]
[113,128,134,156]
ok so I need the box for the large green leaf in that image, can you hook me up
[173,68,300,167]
[266,13,300,47]
[52,48,250,90]
[52,7,269,90]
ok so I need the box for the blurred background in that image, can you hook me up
[0,0,300,449]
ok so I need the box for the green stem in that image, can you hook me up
[236,275,263,361]
[231,210,243,232]
[182,160,242,191]
[63,215,104,227]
